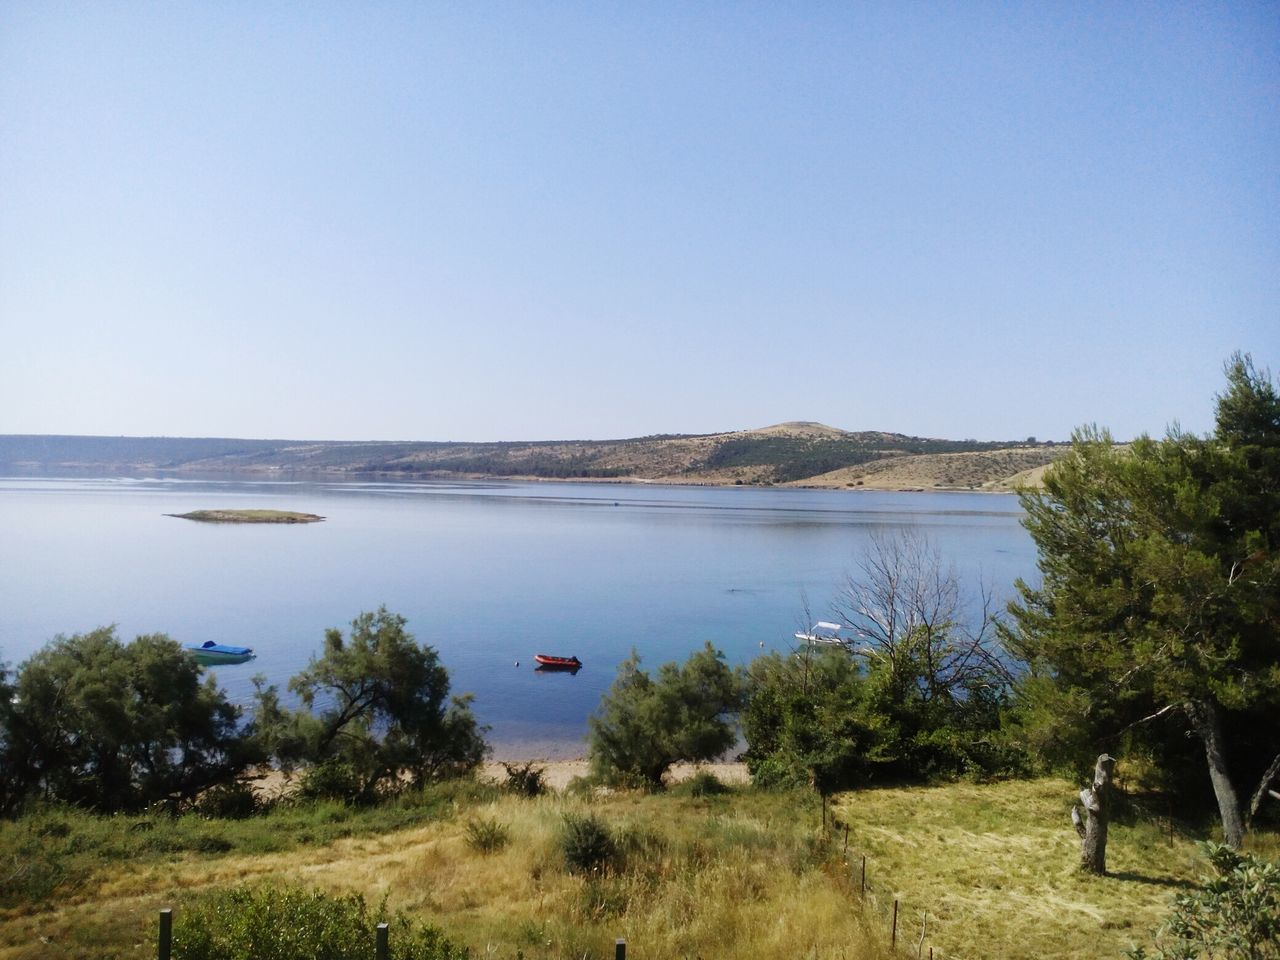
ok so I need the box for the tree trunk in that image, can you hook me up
[1072,754,1115,875]
[1185,700,1245,848]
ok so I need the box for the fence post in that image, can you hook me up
[376,922,389,960]
[615,937,626,960]
[157,908,172,960]
[843,824,849,854]
[860,855,866,896]
[891,900,898,948]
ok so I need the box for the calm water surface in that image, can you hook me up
[0,475,1039,757]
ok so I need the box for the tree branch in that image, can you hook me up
[1246,751,1280,827]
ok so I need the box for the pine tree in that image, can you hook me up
[1008,354,1280,847]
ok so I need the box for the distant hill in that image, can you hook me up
[0,424,1067,490]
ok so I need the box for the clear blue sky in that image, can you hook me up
[1,2,1276,442]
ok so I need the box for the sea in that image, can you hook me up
[0,474,1040,757]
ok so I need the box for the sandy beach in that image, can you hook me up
[478,758,751,791]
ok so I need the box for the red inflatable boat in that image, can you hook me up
[533,654,582,670]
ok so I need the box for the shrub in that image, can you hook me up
[560,814,616,874]
[672,771,729,797]
[296,760,365,804]
[501,761,547,797]
[464,817,510,854]
[194,781,261,819]
[173,884,467,960]
[1128,842,1279,959]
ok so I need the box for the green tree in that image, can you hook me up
[255,608,487,803]
[743,532,1020,793]
[742,646,881,791]
[1008,355,1280,847]
[588,643,741,787]
[0,628,250,814]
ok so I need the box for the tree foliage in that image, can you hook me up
[1007,354,1280,846]
[744,531,1021,792]
[255,608,488,803]
[0,628,250,814]
[742,647,881,791]
[588,643,741,787]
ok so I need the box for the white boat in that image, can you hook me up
[794,621,847,646]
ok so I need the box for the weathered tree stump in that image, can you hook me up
[1071,754,1115,874]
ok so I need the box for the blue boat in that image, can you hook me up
[186,641,256,665]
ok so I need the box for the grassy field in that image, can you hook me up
[1,777,1271,960]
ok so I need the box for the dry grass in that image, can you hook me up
[0,789,890,960]
[3,778,1270,960]
[831,778,1272,960]
[796,447,1065,491]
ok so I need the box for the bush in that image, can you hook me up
[173,884,467,960]
[1128,842,1279,959]
[501,761,547,797]
[561,814,616,874]
[194,781,261,819]
[464,817,510,854]
[672,771,729,797]
[296,760,365,804]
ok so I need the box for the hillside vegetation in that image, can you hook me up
[0,423,1064,490]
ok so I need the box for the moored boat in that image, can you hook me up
[186,641,256,665]
[533,653,582,671]
[794,621,848,647]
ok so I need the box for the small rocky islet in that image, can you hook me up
[166,509,325,524]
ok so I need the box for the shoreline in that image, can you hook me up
[3,463,1028,495]
[253,759,751,797]
[478,759,750,791]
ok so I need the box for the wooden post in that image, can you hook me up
[843,824,849,854]
[615,938,626,960]
[376,922,389,960]
[860,855,866,896]
[157,908,172,960]
[891,900,898,948]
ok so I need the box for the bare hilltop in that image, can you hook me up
[0,423,1066,491]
